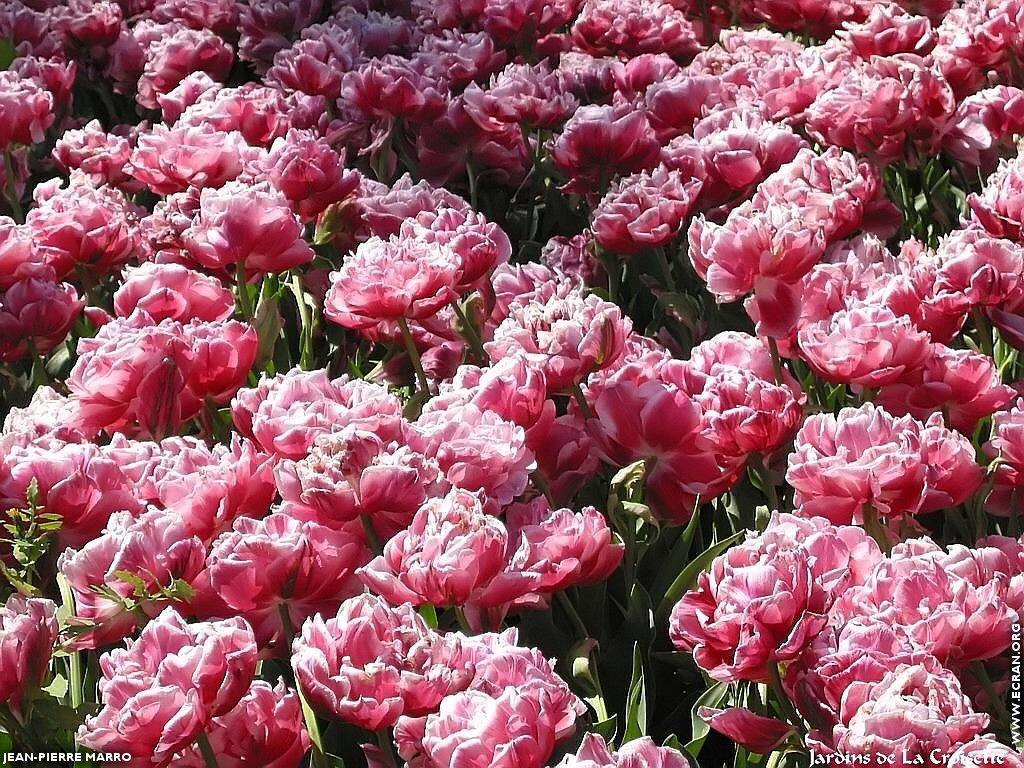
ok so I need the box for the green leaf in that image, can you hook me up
[417,603,438,629]
[656,530,744,622]
[684,681,728,758]
[0,39,14,71]
[622,642,648,744]
[42,673,68,698]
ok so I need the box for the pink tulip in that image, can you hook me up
[875,344,1015,432]
[463,62,577,131]
[127,123,248,195]
[399,205,512,290]
[359,488,509,607]
[175,84,291,148]
[324,235,460,330]
[833,537,1021,670]
[413,402,535,507]
[395,644,585,768]
[113,263,235,323]
[0,595,58,723]
[970,154,1024,242]
[944,86,1024,170]
[52,119,135,189]
[0,71,53,150]
[486,289,632,393]
[823,658,988,766]
[59,509,206,649]
[670,513,880,682]
[136,23,233,110]
[26,177,141,281]
[200,512,368,650]
[183,181,314,277]
[839,4,936,57]
[787,403,982,525]
[231,367,403,459]
[277,427,447,534]
[174,682,309,768]
[555,732,690,768]
[797,302,932,388]
[78,608,258,766]
[592,166,703,255]
[291,595,471,730]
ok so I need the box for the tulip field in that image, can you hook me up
[1,0,1024,766]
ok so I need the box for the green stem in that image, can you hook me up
[197,732,220,768]
[451,301,486,359]
[298,686,328,768]
[555,590,590,640]
[57,575,83,710]
[973,307,996,360]
[290,274,314,370]
[361,514,382,555]
[3,150,22,223]
[452,605,472,634]
[571,381,593,419]
[748,453,780,512]
[972,661,1010,726]
[768,663,804,734]
[397,316,429,394]
[235,262,254,321]
[766,337,785,387]
[375,728,400,768]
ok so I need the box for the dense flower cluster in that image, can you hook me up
[0,0,1021,765]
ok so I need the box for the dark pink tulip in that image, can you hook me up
[342,55,448,125]
[0,595,57,723]
[550,103,660,195]
[263,128,361,221]
[113,263,234,323]
[986,401,1024,514]
[78,608,258,766]
[0,441,143,551]
[232,368,403,459]
[571,0,705,59]
[526,409,600,505]
[463,62,577,131]
[0,278,83,361]
[239,0,323,72]
[540,232,605,288]
[699,708,795,754]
